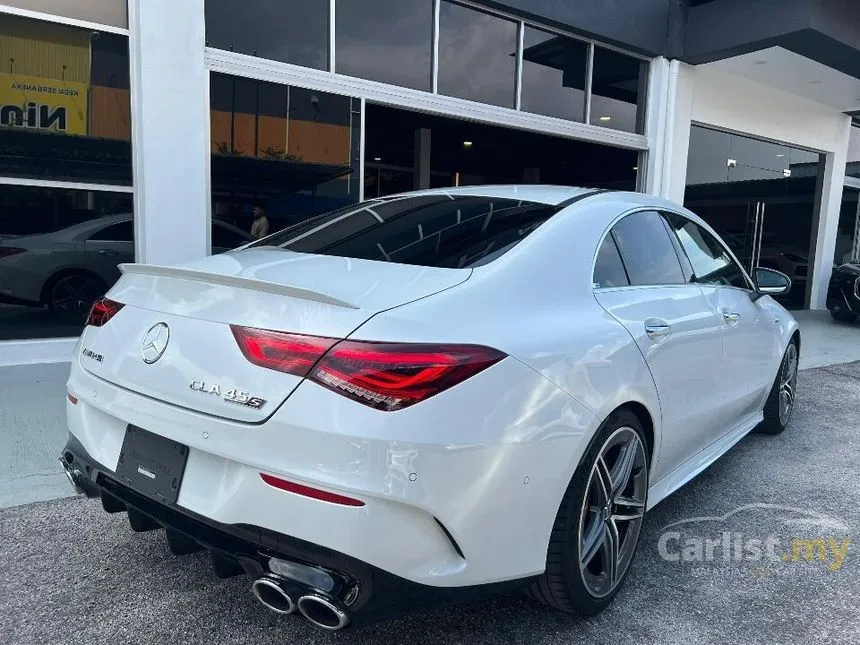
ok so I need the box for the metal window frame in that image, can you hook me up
[0,176,134,192]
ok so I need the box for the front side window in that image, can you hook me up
[610,211,685,286]
[250,195,558,269]
[664,213,751,290]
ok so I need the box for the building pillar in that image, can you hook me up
[807,117,851,309]
[644,58,695,204]
[414,128,431,190]
[128,0,209,264]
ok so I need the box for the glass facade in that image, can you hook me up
[209,73,361,240]
[520,27,588,122]
[0,14,133,340]
[589,46,646,133]
[437,1,518,108]
[336,0,433,91]
[0,15,132,184]
[205,0,329,70]
[684,125,823,309]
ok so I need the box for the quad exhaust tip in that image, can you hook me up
[297,594,350,631]
[252,575,350,631]
[251,576,297,615]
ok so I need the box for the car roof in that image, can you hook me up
[388,185,596,206]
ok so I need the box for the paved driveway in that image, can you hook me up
[1,362,858,645]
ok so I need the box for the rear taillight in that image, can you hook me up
[231,325,505,411]
[0,247,26,259]
[85,297,124,327]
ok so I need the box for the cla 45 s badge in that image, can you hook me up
[189,380,267,410]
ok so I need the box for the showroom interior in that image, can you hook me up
[1,0,860,362]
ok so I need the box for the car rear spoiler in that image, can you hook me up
[118,263,359,309]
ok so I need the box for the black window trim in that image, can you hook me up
[660,209,755,293]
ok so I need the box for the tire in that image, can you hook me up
[830,310,857,323]
[757,339,799,435]
[527,409,649,615]
[45,271,106,321]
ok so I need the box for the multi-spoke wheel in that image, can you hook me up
[758,338,799,435]
[46,272,106,321]
[527,408,649,615]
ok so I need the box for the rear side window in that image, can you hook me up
[249,195,558,268]
[593,235,629,288]
[664,213,751,290]
[89,221,133,242]
[610,211,685,286]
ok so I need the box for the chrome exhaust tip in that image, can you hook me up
[297,594,350,631]
[251,575,299,615]
[58,457,85,495]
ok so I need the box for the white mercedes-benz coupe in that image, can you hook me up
[61,186,799,630]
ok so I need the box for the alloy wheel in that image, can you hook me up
[51,275,103,320]
[778,343,798,426]
[578,427,647,599]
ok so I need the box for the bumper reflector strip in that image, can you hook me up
[67,393,78,405]
[260,473,365,507]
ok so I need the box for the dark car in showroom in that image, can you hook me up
[827,262,860,322]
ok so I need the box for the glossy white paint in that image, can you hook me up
[66,186,798,587]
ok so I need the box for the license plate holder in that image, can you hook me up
[115,425,189,505]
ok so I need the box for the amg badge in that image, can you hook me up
[189,380,267,410]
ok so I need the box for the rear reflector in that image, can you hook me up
[67,393,78,405]
[0,247,26,259]
[231,325,505,411]
[85,297,124,327]
[260,473,365,507]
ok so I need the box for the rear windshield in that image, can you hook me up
[248,195,559,269]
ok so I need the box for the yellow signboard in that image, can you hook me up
[0,73,88,135]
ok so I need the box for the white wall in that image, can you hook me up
[660,62,851,309]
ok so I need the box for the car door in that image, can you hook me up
[663,212,775,425]
[593,210,725,481]
[83,220,135,288]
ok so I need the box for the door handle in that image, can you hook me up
[644,319,671,339]
[722,311,741,325]
[97,249,120,256]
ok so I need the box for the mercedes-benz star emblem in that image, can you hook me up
[140,323,170,364]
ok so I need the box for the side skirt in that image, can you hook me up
[645,411,763,510]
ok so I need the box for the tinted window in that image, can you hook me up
[593,234,629,288]
[590,46,646,134]
[89,220,133,241]
[205,0,329,70]
[664,214,750,289]
[250,195,557,268]
[336,0,433,91]
[438,2,517,108]
[520,27,587,122]
[212,222,250,250]
[611,211,684,285]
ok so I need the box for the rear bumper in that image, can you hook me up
[67,351,596,588]
[59,433,530,626]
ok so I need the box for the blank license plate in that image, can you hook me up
[115,425,189,505]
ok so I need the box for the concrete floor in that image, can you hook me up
[0,309,858,510]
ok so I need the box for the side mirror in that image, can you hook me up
[752,267,791,301]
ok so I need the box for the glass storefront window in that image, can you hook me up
[0,184,134,340]
[0,15,132,184]
[205,0,329,70]
[437,1,518,108]
[520,27,587,122]
[336,0,433,91]
[589,46,646,134]
[209,73,361,241]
